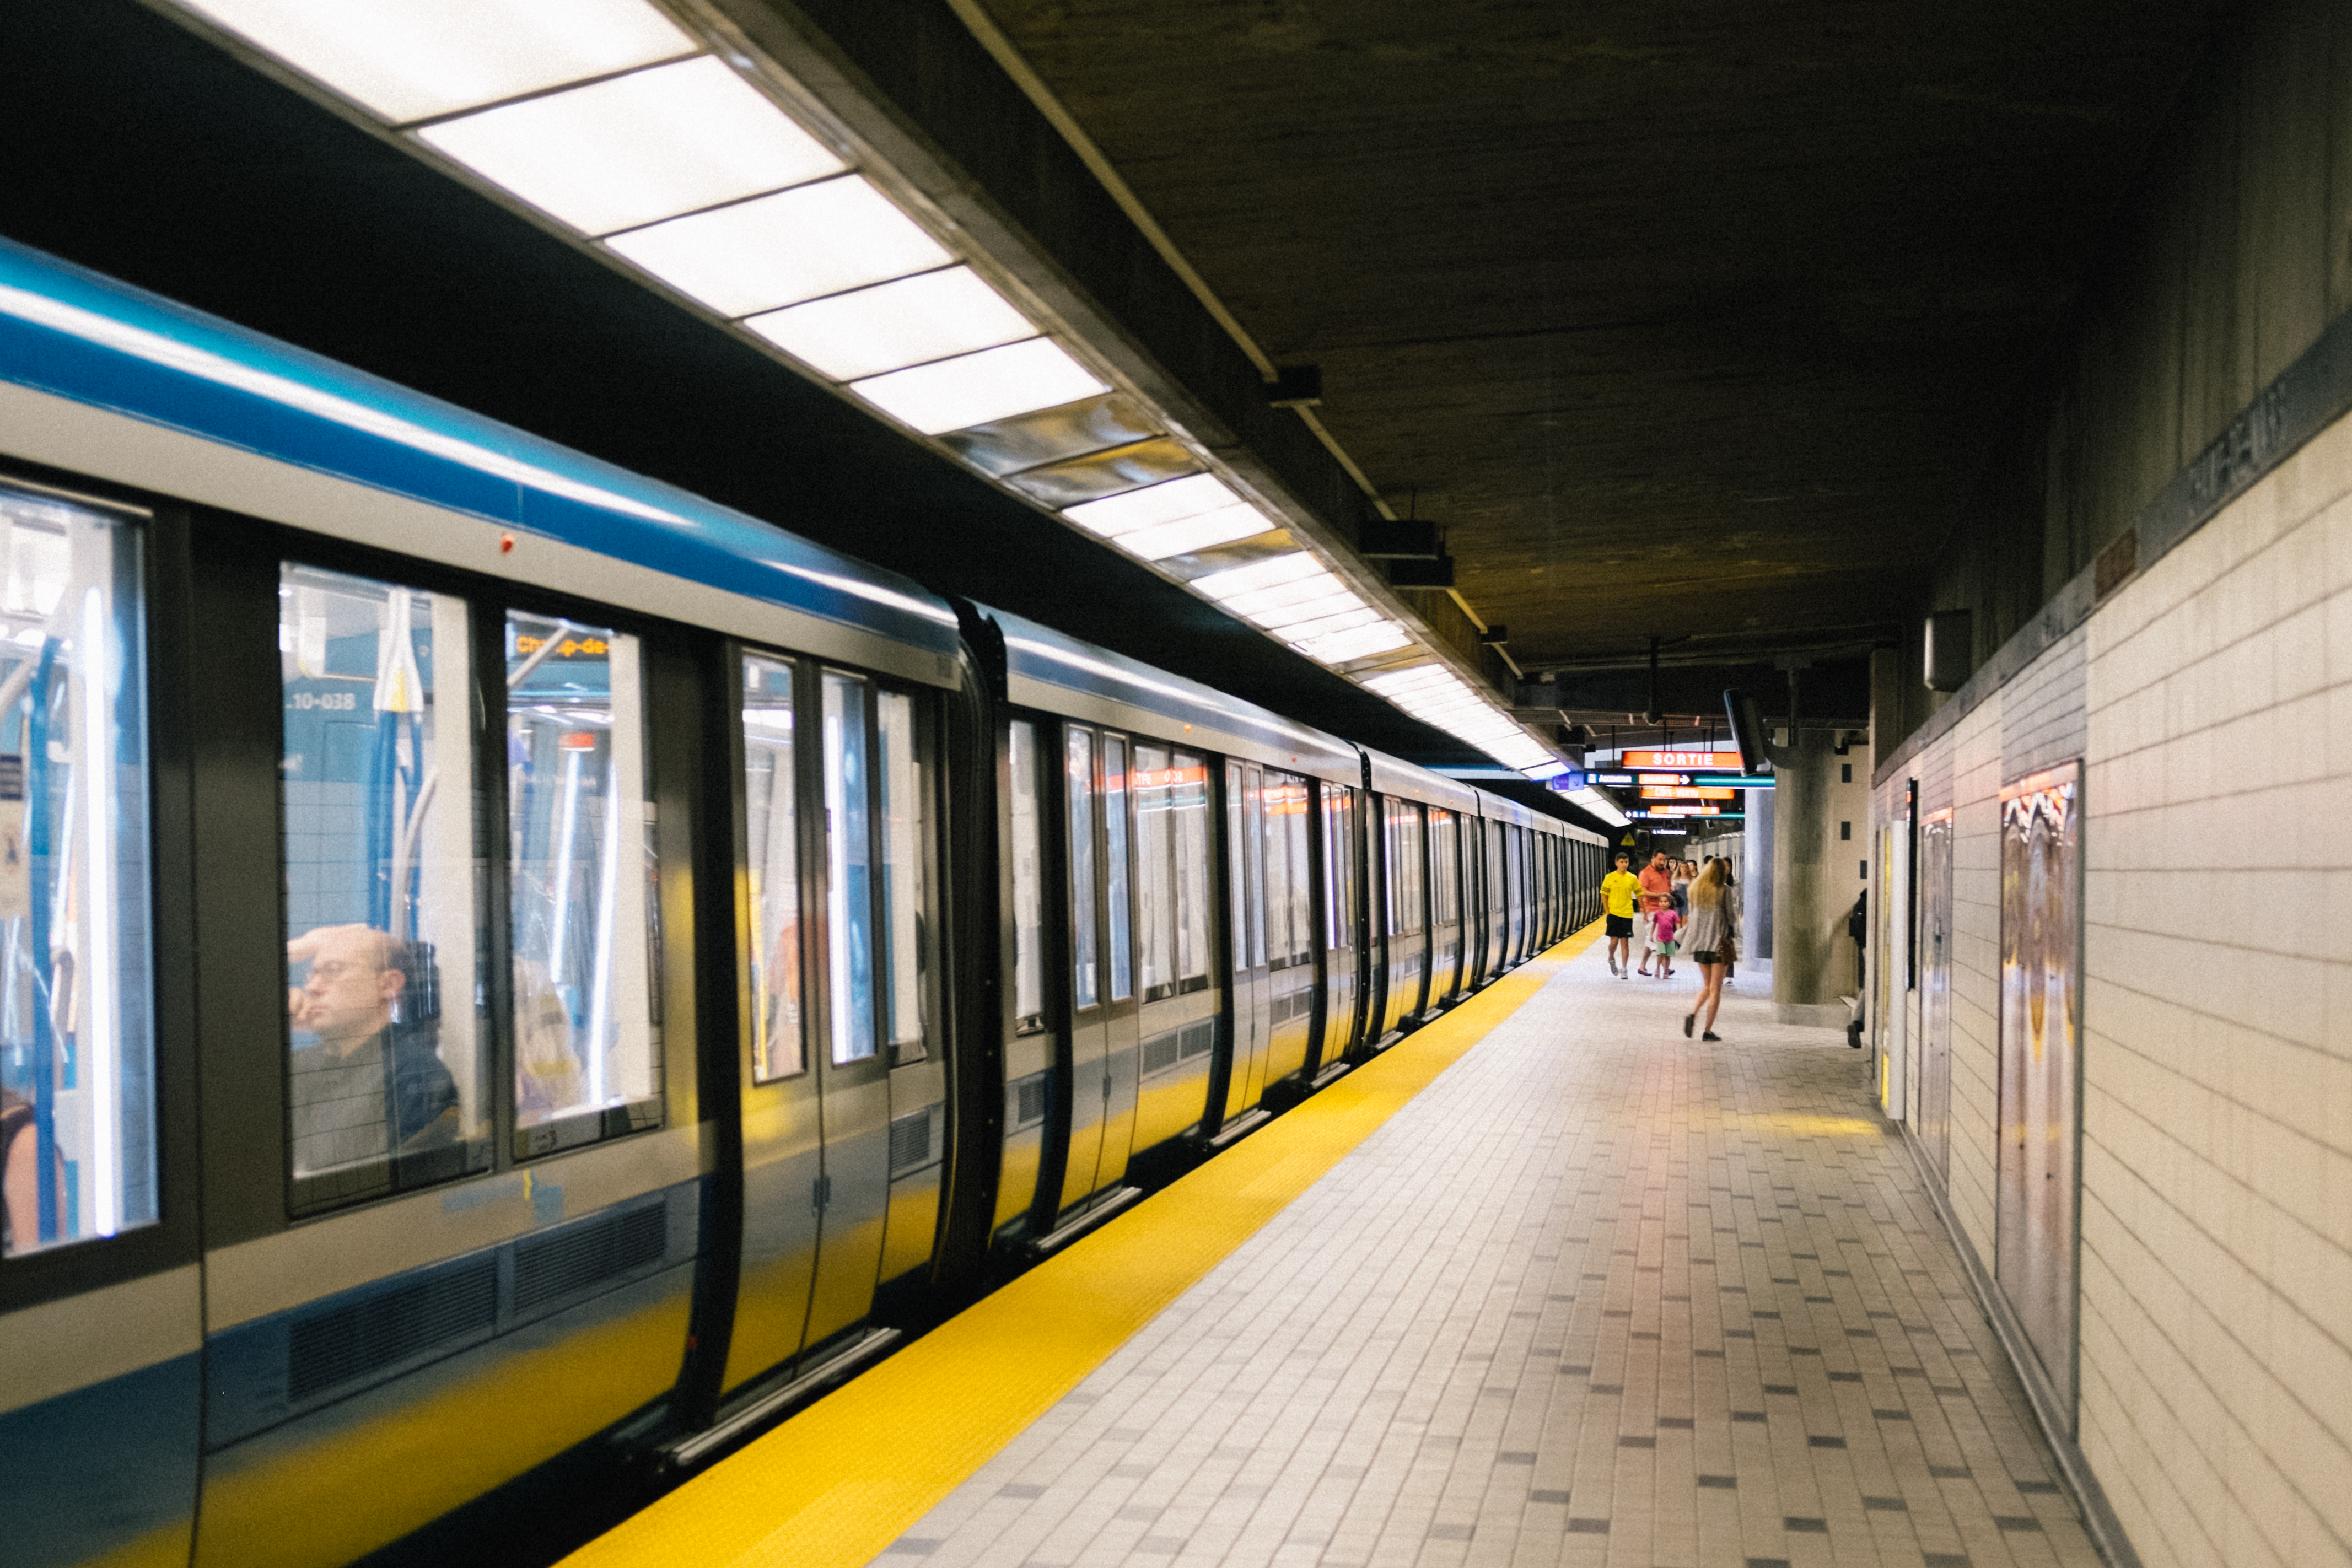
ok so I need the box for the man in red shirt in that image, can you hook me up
[1635,851,1674,976]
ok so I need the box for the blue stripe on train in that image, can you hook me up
[0,237,957,655]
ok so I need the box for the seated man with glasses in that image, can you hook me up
[287,924,459,1179]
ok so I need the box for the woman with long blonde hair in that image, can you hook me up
[1681,859,1739,1040]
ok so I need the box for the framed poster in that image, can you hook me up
[1996,761,2081,1419]
[1918,807,1954,1184]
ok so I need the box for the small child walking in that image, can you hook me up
[1649,906,1680,979]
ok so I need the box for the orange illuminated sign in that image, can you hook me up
[1640,786,1735,801]
[1622,748,1741,770]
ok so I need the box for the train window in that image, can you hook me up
[1008,720,1045,1032]
[280,563,486,1214]
[1323,787,1354,951]
[1386,801,1424,936]
[1132,743,1175,1002]
[822,671,876,1064]
[877,689,928,1058]
[743,654,801,1081]
[2,491,154,1256]
[1430,811,1458,927]
[508,611,661,1154]
[1171,751,1210,990]
[1283,778,1312,964]
[1065,727,1098,1010]
[1104,735,1132,1003]
[1260,774,1291,969]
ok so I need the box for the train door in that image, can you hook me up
[1427,810,1461,1003]
[1314,783,1360,1069]
[1221,761,1271,1123]
[1360,791,1391,1043]
[1505,826,1526,963]
[993,721,1053,1241]
[1258,773,1315,1095]
[1379,799,1427,1036]
[725,654,821,1392]
[797,672,900,1351]
[733,663,924,1378]
[1053,725,1113,1216]
[1486,822,1508,975]
[1088,734,1143,1196]
[1128,745,1217,1152]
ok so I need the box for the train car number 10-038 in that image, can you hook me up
[287,690,360,711]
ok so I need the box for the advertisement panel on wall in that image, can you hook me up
[1919,808,1954,1183]
[1996,762,2081,1421]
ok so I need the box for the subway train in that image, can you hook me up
[0,238,1605,1568]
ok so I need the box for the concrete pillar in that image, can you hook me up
[1868,646,1902,763]
[1772,732,1828,1006]
[1742,785,1773,974]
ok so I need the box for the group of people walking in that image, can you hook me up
[1598,848,1741,1040]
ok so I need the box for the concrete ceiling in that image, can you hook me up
[968,0,2231,673]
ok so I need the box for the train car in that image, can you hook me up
[0,236,1599,1568]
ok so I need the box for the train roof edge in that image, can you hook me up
[0,236,960,657]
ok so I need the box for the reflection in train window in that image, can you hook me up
[280,564,485,1213]
[1065,727,1097,1010]
[1170,753,1209,990]
[878,688,927,1058]
[1132,743,1175,1001]
[1103,736,1132,1003]
[1008,720,1044,1033]
[822,671,875,1064]
[1,491,153,1256]
[507,611,660,1155]
[1278,777,1311,966]
[1430,811,1458,926]
[1260,775,1291,971]
[743,654,800,1081]
[1323,787,1355,951]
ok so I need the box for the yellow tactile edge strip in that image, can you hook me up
[565,922,1606,1568]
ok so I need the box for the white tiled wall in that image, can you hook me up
[2075,409,2352,1568]
[1874,411,2352,1567]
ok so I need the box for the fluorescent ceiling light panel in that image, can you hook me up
[607,175,952,318]
[1193,551,1320,601]
[1290,621,1409,664]
[1363,664,1557,773]
[1064,472,1239,538]
[417,57,845,236]
[851,339,1110,435]
[182,0,695,124]
[1117,505,1272,561]
[744,267,1036,382]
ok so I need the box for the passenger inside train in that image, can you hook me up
[283,924,456,1175]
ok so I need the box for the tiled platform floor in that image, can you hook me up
[879,944,2101,1568]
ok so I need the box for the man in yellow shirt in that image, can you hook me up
[1600,852,1643,977]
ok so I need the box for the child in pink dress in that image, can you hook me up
[1649,906,1680,978]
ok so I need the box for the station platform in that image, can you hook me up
[566,929,2099,1568]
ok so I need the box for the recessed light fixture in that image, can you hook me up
[418,56,846,235]
[746,266,1037,382]
[182,0,697,123]
[606,175,954,318]
[849,338,1110,435]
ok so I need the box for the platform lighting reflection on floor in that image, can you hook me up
[171,0,1560,778]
